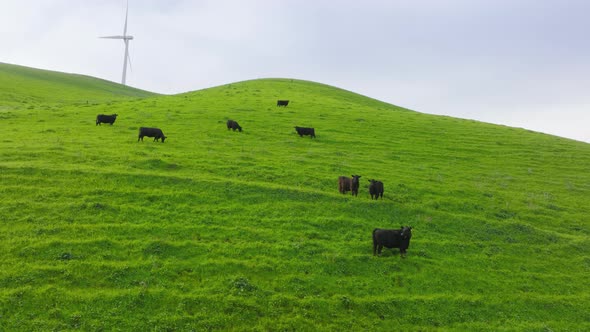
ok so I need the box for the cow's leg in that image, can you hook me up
[138,135,142,142]
[373,243,377,256]
[377,245,383,255]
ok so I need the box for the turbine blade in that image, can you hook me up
[127,52,133,73]
[123,0,129,36]
[100,36,125,39]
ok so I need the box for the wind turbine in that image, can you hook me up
[100,1,134,85]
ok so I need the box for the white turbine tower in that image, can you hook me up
[100,1,134,85]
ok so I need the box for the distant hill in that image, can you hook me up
[0,62,156,106]
[0,67,589,331]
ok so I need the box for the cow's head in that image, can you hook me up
[400,226,412,239]
[161,136,167,143]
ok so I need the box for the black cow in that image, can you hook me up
[96,114,118,126]
[351,175,361,196]
[368,179,384,200]
[338,176,351,194]
[138,127,167,143]
[373,226,413,257]
[226,120,242,132]
[277,100,289,107]
[295,126,315,138]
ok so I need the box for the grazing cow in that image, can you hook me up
[368,179,384,200]
[338,176,352,194]
[294,126,315,138]
[226,120,242,132]
[138,127,167,143]
[351,175,361,196]
[277,100,289,107]
[96,114,118,126]
[373,226,413,257]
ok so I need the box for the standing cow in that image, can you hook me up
[96,114,118,126]
[338,176,351,194]
[227,120,242,132]
[368,179,384,200]
[373,226,413,257]
[294,126,315,138]
[277,100,289,107]
[138,127,167,143]
[351,175,361,196]
[338,175,361,195]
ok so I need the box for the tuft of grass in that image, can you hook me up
[0,66,589,331]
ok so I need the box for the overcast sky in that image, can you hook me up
[2,0,589,142]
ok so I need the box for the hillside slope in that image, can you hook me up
[0,76,589,330]
[0,62,156,106]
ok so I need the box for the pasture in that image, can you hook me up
[1,64,589,330]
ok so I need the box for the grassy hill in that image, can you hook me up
[0,68,589,331]
[0,62,156,107]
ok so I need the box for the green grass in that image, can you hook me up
[0,62,156,107]
[1,65,589,331]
